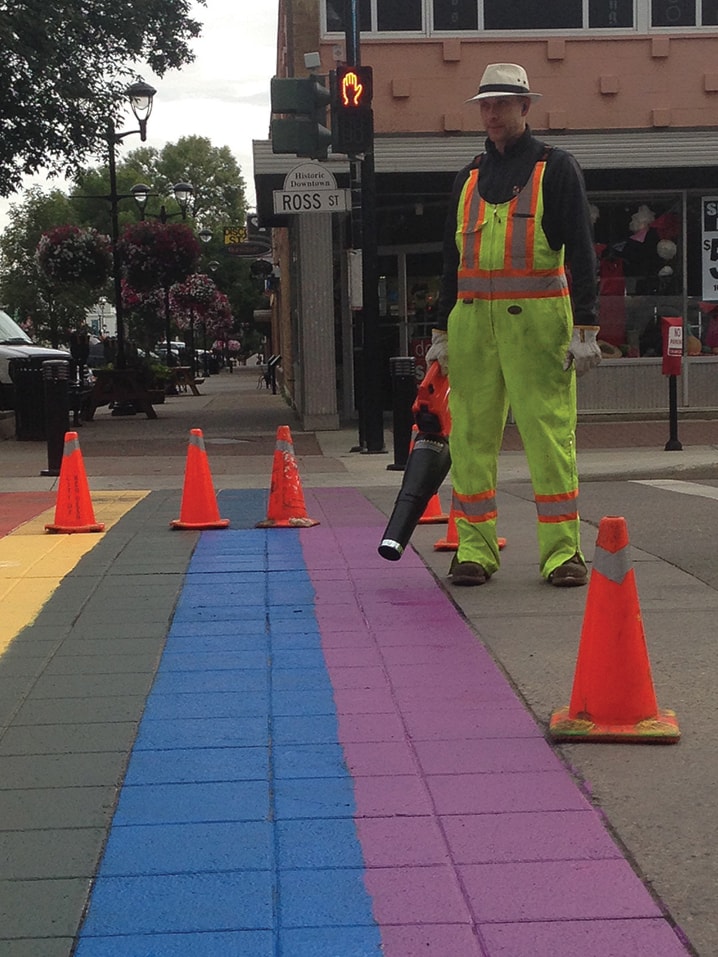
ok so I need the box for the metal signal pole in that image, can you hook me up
[345,0,385,453]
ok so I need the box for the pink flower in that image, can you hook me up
[118,221,201,291]
[36,226,112,287]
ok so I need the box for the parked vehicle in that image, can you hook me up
[155,341,187,366]
[0,310,71,410]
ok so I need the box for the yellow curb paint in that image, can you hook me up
[0,491,149,656]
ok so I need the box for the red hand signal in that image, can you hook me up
[341,71,364,108]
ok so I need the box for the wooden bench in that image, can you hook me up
[85,368,158,420]
[172,366,203,396]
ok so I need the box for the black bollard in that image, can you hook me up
[40,359,71,477]
[665,374,683,451]
[387,356,417,471]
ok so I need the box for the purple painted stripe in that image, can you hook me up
[299,488,691,957]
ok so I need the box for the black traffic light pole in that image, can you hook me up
[345,0,385,454]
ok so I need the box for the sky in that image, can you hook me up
[0,1,278,229]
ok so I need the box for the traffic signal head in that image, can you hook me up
[336,65,373,110]
[330,66,374,156]
[270,76,332,159]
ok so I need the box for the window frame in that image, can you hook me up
[321,0,718,37]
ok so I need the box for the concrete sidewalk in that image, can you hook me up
[1,365,718,491]
[0,368,714,955]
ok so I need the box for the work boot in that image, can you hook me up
[548,553,588,587]
[449,555,489,586]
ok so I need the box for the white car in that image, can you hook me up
[0,310,71,410]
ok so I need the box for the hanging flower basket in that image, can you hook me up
[121,280,166,318]
[35,226,112,288]
[118,220,201,291]
[169,273,219,327]
[204,291,233,340]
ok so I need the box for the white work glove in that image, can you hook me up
[425,328,449,376]
[563,325,601,377]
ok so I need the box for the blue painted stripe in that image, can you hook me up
[75,520,381,956]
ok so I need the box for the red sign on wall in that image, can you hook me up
[411,337,432,380]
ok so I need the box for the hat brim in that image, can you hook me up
[466,90,542,103]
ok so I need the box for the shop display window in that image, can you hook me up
[590,196,687,358]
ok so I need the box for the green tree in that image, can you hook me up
[153,136,247,231]
[73,137,247,235]
[0,0,204,196]
[0,187,102,345]
[0,136,262,349]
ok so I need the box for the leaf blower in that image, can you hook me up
[378,362,451,561]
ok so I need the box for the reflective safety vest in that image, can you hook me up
[456,159,570,303]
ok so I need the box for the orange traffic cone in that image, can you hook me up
[256,425,319,528]
[434,504,506,552]
[433,505,459,551]
[419,492,449,524]
[549,516,679,743]
[45,432,105,533]
[170,429,229,530]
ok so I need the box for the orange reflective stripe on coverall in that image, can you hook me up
[447,161,583,579]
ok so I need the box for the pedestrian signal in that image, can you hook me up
[330,65,374,155]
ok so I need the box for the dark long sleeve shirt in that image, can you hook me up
[436,127,598,329]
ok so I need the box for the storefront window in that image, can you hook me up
[589,0,634,27]
[591,196,684,357]
[325,0,421,31]
[484,0,582,29]
[325,0,718,33]
[433,0,478,30]
[652,0,696,25]
[325,0,371,33]
[378,0,423,29]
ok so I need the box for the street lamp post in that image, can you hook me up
[107,80,156,371]
[131,183,195,367]
[203,258,220,375]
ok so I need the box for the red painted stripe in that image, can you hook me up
[0,492,56,536]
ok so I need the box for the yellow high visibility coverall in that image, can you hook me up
[447,158,581,579]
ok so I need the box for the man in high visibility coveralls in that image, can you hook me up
[427,63,600,587]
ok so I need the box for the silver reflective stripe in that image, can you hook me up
[535,497,578,519]
[452,490,496,520]
[593,543,632,585]
[277,439,293,454]
[189,431,206,452]
[65,435,81,455]
[457,273,568,296]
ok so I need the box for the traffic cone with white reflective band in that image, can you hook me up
[45,432,105,534]
[256,425,319,528]
[170,429,229,530]
[549,516,679,743]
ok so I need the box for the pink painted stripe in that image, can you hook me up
[299,488,691,957]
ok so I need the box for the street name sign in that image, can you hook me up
[273,162,349,215]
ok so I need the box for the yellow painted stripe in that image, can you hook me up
[0,491,150,655]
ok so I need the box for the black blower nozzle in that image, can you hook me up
[378,432,451,560]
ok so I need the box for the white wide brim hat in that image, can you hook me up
[466,63,542,103]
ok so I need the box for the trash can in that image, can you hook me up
[41,359,71,476]
[387,356,417,471]
[9,357,46,441]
